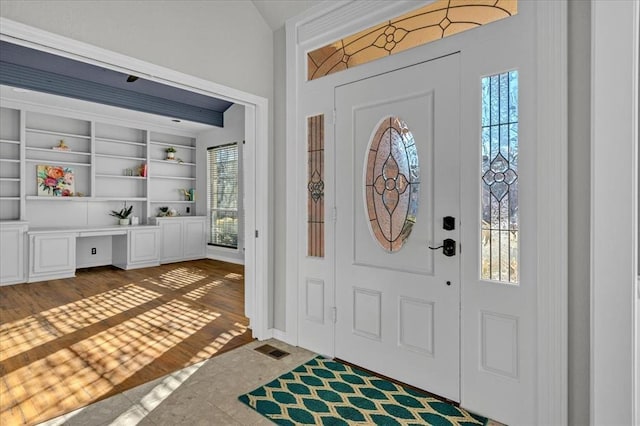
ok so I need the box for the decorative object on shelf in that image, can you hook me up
[123,168,134,176]
[139,163,148,177]
[131,216,140,226]
[109,202,133,225]
[37,165,75,197]
[156,206,179,217]
[166,146,177,160]
[52,139,69,151]
[180,188,195,201]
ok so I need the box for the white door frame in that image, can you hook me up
[286,1,568,422]
[590,2,639,424]
[0,17,271,340]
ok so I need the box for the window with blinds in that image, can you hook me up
[207,143,238,248]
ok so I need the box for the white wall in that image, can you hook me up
[591,1,638,424]
[0,1,274,100]
[0,0,275,316]
[196,104,245,264]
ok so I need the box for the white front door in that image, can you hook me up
[335,54,461,401]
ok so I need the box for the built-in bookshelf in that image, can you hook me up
[0,107,199,223]
[95,122,148,201]
[0,107,22,220]
[148,131,197,218]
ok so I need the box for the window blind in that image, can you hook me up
[207,143,238,248]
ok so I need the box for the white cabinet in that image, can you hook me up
[28,232,76,282]
[0,221,27,285]
[129,228,160,264]
[152,216,206,263]
[183,218,207,259]
[159,220,183,262]
[112,227,160,270]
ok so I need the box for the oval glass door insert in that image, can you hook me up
[365,116,420,252]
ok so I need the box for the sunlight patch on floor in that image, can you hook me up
[150,267,207,290]
[0,283,161,362]
[224,272,243,280]
[190,322,249,362]
[1,297,222,424]
[182,279,223,301]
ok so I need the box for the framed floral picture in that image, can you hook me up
[37,165,75,196]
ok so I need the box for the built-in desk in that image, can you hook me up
[27,224,161,283]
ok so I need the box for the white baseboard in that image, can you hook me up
[271,328,296,346]
[206,253,244,265]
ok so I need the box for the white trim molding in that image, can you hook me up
[590,1,639,425]
[287,0,569,422]
[536,2,569,424]
[0,17,271,340]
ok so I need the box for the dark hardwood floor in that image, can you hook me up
[0,259,253,425]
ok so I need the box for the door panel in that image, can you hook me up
[335,54,461,401]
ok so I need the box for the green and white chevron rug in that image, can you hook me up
[238,356,487,425]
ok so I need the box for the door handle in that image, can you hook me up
[428,238,456,257]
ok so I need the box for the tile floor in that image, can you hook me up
[39,339,502,426]
[38,339,316,426]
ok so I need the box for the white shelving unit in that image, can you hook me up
[0,107,200,224]
[148,131,197,217]
[24,112,92,198]
[94,123,148,210]
[0,107,23,220]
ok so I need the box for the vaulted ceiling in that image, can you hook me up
[0,2,322,127]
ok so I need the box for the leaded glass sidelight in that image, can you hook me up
[365,116,419,252]
[307,114,324,257]
[481,70,519,284]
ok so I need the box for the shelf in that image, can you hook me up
[25,196,147,202]
[93,197,147,202]
[0,196,20,200]
[26,196,90,201]
[95,174,147,180]
[95,153,146,161]
[0,159,20,163]
[150,141,196,150]
[26,147,91,156]
[26,159,91,167]
[0,178,20,182]
[26,127,91,139]
[149,175,196,181]
[150,159,195,166]
[150,200,195,204]
[0,139,20,145]
[95,137,146,147]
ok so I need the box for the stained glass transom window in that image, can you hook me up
[365,117,419,252]
[481,70,518,284]
[307,0,517,81]
[308,114,324,257]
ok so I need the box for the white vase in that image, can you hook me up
[167,152,175,160]
[119,218,130,225]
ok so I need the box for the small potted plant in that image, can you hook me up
[109,203,133,225]
[166,146,177,160]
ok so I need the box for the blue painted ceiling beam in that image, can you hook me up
[1,62,224,127]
